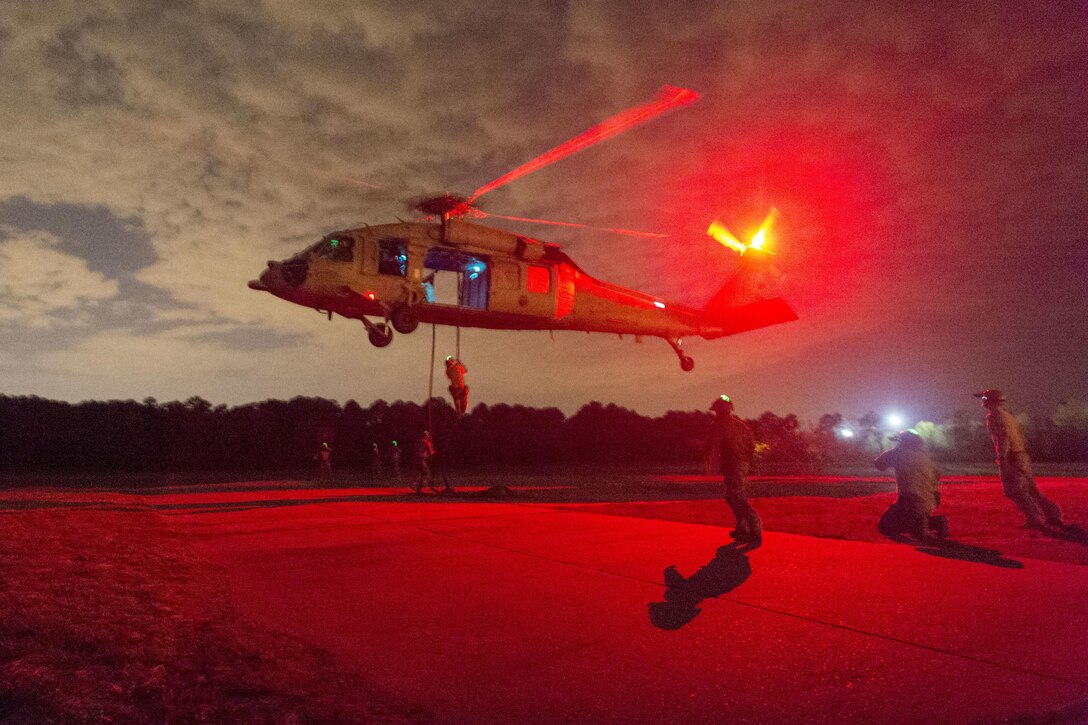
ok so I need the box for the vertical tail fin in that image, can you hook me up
[700,251,797,338]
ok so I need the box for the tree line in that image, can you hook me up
[0,394,1085,474]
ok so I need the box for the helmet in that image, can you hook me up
[890,429,923,447]
[710,395,733,413]
[973,389,1005,404]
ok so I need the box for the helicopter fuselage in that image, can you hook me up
[250,218,794,370]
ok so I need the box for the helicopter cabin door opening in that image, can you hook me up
[422,248,490,309]
[377,238,408,277]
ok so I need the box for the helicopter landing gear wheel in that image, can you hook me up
[664,336,695,372]
[390,304,419,334]
[363,318,393,347]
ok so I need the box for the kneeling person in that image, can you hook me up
[875,429,948,540]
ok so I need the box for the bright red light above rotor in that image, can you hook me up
[469,85,701,203]
[708,208,780,255]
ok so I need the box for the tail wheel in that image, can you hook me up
[368,323,393,347]
[680,356,695,372]
[390,304,419,334]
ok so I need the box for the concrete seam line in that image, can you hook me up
[407,522,1088,691]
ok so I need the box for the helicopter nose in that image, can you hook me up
[248,261,280,292]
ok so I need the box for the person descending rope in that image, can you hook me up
[445,356,469,415]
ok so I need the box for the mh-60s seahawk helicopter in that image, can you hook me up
[248,86,797,371]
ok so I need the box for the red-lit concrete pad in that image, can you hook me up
[162,493,1088,724]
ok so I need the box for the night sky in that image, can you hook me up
[1,2,1086,423]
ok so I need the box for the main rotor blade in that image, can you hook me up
[482,212,670,238]
[469,85,700,202]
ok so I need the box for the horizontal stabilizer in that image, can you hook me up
[701,256,797,338]
[702,296,798,337]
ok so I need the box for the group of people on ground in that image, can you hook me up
[707,388,1073,547]
[322,376,1073,537]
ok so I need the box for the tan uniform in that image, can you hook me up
[412,436,435,493]
[446,360,469,415]
[315,446,332,480]
[985,407,1061,525]
[709,414,761,540]
[874,445,942,537]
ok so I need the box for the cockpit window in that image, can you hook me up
[378,238,408,276]
[317,236,354,262]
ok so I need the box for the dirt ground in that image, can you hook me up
[0,490,426,724]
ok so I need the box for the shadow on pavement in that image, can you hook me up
[997,696,1088,725]
[915,540,1024,569]
[1039,523,1088,546]
[649,543,754,630]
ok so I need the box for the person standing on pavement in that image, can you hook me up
[314,441,333,481]
[874,429,949,540]
[371,443,383,478]
[388,440,402,481]
[976,389,1064,529]
[706,395,762,544]
[412,430,436,494]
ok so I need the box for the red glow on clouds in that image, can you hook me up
[645,125,898,314]
[470,85,700,202]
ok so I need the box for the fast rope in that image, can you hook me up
[455,250,462,360]
[427,322,436,434]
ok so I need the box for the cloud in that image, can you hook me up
[42,20,125,107]
[0,1,1084,417]
[0,196,155,276]
[0,229,119,327]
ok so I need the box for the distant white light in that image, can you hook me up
[654,300,666,309]
[886,414,904,429]
[837,428,855,439]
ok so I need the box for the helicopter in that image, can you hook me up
[248,87,797,371]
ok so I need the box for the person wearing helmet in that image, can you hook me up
[706,395,762,544]
[976,389,1063,529]
[446,356,469,416]
[874,429,948,540]
[411,430,436,494]
[314,440,333,481]
[388,440,401,481]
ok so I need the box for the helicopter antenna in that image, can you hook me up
[468,85,700,203]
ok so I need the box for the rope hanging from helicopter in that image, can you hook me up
[455,249,462,361]
[427,322,435,434]
[422,320,454,494]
